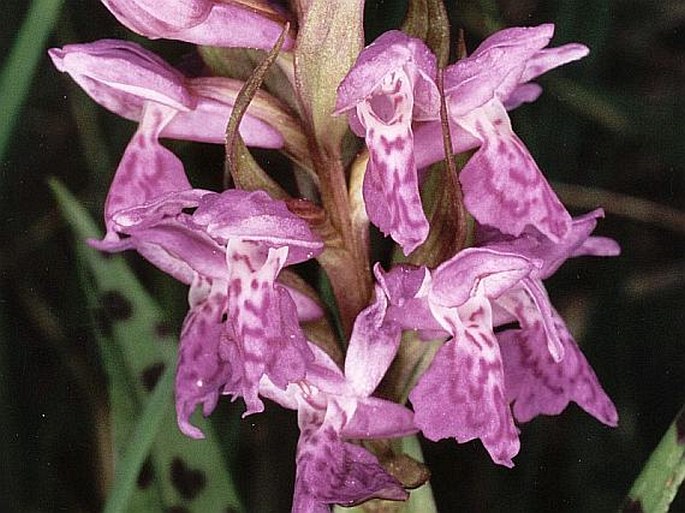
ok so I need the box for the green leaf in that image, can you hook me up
[621,404,685,513]
[50,178,244,513]
[0,0,65,161]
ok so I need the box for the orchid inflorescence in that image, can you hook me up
[50,1,620,511]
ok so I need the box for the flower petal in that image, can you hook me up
[165,77,286,147]
[101,0,294,50]
[431,247,539,307]
[48,39,193,120]
[457,100,571,242]
[294,408,408,511]
[226,242,313,415]
[335,30,437,115]
[193,190,323,264]
[410,297,520,467]
[345,285,401,397]
[175,278,231,439]
[477,208,621,279]
[100,104,192,242]
[359,69,429,254]
[499,308,618,426]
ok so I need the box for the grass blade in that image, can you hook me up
[0,0,65,160]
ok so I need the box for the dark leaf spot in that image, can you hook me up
[621,499,644,513]
[224,508,239,513]
[676,408,685,444]
[137,457,154,489]
[94,307,113,337]
[155,321,175,339]
[170,457,206,500]
[101,290,133,321]
[141,363,165,392]
[165,507,191,513]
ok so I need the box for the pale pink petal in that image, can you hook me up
[48,39,193,120]
[294,408,408,511]
[101,0,294,50]
[345,286,401,397]
[193,190,323,264]
[431,247,539,307]
[101,104,192,242]
[226,242,313,415]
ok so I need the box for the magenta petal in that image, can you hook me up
[335,30,437,115]
[500,308,618,426]
[359,70,429,254]
[458,101,571,242]
[295,422,408,510]
[101,105,192,242]
[343,397,417,439]
[101,0,211,33]
[226,243,313,414]
[478,208,621,279]
[519,43,590,85]
[165,2,294,50]
[285,286,324,322]
[431,247,538,307]
[175,280,230,439]
[444,25,554,116]
[126,221,227,285]
[373,264,444,334]
[574,236,621,258]
[410,302,520,467]
[165,77,285,147]
[413,118,480,170]
[502,83,543,110]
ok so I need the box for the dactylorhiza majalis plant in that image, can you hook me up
[49,1,620,511]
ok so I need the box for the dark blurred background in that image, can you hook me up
[1,1,683,512]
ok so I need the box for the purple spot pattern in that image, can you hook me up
[294,413,407,510]
[410,297,520,467]
[499,307,618,426]
[175,277,232,439]
[376,239,618,466]
[456,100,571,243]
[103,104,192,242]
[358,70,429,255]
[225,241,312,415]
